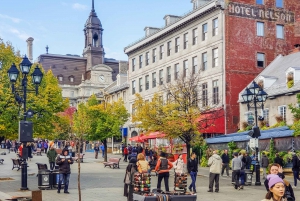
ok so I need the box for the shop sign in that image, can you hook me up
[228,2,294,23]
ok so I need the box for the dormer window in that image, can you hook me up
[287,72,294,88]
[69,76,74,83]
[58,75,63,82]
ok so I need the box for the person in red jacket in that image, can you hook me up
[155,152,173,192]
[123,145,128,162]
[18,143,23,158]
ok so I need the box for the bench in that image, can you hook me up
[103,158,121,169]
[72,153,85,163]
[0,159,3,164]
[12,158,21,171]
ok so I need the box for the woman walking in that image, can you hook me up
[262,174,287,201]
[173,154,185,174]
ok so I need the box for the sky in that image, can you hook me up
[0,0,193,61]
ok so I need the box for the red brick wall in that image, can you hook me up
[224,0,300,133]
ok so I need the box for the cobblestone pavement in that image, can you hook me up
[0,150,299,201]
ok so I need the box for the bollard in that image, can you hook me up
[32,190,42,201]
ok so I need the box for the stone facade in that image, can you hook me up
[37,2,127,107]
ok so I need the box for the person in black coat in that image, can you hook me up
[274,153,284,167]
[245,153,252,169]
[123,158,137,201]
[292,153,300,187]
[56,149,74,194]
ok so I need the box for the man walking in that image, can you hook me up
[221,149,230,177]
[47,146,57,170]
[187,152,198,193]
[232,152,242,190]
[94,143,100,159]
[261,152,269,179]
[207,150,222,193]
[245,153,252,169]
[100,143,105,158]
[292,152,300,188]
[274,153,284,167]
[56,149,73,194]
[123,145,128,162]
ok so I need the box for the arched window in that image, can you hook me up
[93,33,98,47]
[57,75,63,82]
[69,76,74,83]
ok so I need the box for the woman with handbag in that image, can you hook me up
[173,154,185,174]
[136,153,149,173]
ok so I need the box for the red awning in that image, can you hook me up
[141,132,166,140]
[197,108,225,134]
[129,135,145,142]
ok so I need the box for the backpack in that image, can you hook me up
[285,185,295,201]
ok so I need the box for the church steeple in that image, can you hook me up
[83,0,105,71]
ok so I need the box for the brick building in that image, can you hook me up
[124,0,300,139]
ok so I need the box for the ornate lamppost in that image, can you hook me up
[242,81,268,186]
[5,55,43,190]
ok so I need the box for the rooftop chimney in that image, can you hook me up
[163,15,181,26]
[144,27,160,37]
[191,0,212,10]
[26,37,34,62]
[289,44,300,54]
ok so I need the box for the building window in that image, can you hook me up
[152,49,156,63]
[183,60,188,77]
[213,80,219,104]
[152,72,156,88]
[212,48,218,67]
[192,56,198,74]
[159,69,163,85]
[245,111,254,125]
[257,53,265,67]
[132,104,136,116]
[213,18,218,36]
[132,80,136,94]
[132,58,135,71]
[183,33,188,49]
[167,66,171,83]
[167,41,171,56]
[202,52,207,71]
[160,45,164,60]
[70,91,74,97]
[174,63,179,80]
[276,0,283,8]
[276,25,284,39]
[257,22,264,36]
[145,75,149,90]
[139,55,143,68]
[262,109,269,125]
[278,105,286,122]
[175,37,180,53]
[139,78,143,92]
[202,83,208,107]
[146,52,149,66]
[69,76,74,82]
[58,76,63,82]
[202,23,208,41]
[256,0,263,5]
[192,28,198,45]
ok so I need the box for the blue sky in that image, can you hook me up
[0,0,192,61]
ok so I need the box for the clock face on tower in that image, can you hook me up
[99,75,105,82]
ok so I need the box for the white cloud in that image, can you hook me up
[9,28,30,41]
[72,3,88,10]
[0,14,21,23]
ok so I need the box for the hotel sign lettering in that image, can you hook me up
[228,2,294,23]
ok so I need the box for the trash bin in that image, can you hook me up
[38,170,52,190]
[245,169,253,186]
[52,170,64,189]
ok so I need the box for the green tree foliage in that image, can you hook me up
[86,95,129,162]
[268,138,276,163]
[0,38,68,139]
[227,141,237,160]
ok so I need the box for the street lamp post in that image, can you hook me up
[242,81,268,186]
[4,55,43,190]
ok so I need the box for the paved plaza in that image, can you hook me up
[0,150,299,201]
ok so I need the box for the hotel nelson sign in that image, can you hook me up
[228,2,295,23]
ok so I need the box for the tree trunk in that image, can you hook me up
[77,139,81,201]
[103,139,107,162]
[186,141,191,161]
